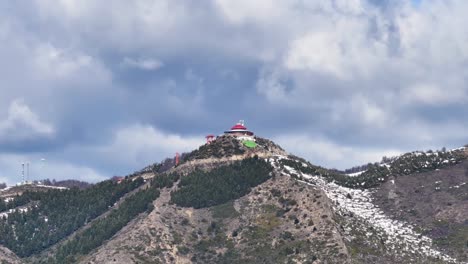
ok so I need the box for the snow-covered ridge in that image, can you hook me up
[270,156,459,263]
[0,184,68,195]
[346,171,365,177]
[33,184,67,190]
[344,147,467,176]
[389,146,465,160]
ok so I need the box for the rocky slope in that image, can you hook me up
[372,159,468,261]
[0,245,21,264]
[277,156,461,263]
[81,170,348,263]
[0,136,467,263]
[77,139,468,263]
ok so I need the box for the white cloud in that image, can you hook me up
[95,124,204,169]
[0,123,204,185]
[33,44,110,81]
[334,0,365,15]
[286,31,349,79]
[33,0,189,52]
[283,2,387,80]
[350,95,389,128]
[214,0,286,25]
[396,1,468,67]
[274,134,402,169]
[121,57,164,70]
[0,121,202,185]
[256,69,290,104]
[0,153,107,185]
[35,159,107,183]
[404,83,466,105]
[1,0,468,181]
[0,99,55,144]
[393,120,468,147]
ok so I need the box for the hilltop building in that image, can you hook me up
[224,120,257,146]
[203,120,257,147]
[224,120,254,137]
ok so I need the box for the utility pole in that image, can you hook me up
[21,163,25,184]
[26,162,29,183]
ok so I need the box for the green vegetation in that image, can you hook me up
[0,193,35,213]
[283,148,467,189]
[0,171,181,261]
[49,187,160,263]
[47,173,180,262]
[432,220,468,257]
[183,136,245,162]
[0,178,145,257]
[243,140,257,148]
[279,160,365,189]
[210,201,240,219]
[152,172,180,189]
[171,157,273,208]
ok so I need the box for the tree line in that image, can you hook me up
[48,186,160,263]
[171,156,273,208]
[0,177,145,257]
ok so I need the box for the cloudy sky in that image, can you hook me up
[1,0,467,185]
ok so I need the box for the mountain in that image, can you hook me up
[0,135,467,263]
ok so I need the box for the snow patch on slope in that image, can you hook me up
[0,206,31,219]
[346,171,365,177]
[270,156,458,263]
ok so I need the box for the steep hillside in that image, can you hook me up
[0,178,147,260]
[72,144,468,263]
[0,245,21,264]
[80,163,348,264]
[0,136,467,264]
[276,148,468,263]
[372,159,468,261]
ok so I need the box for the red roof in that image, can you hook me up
[231,124,247,130]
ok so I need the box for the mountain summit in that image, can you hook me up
[0,135,467,264]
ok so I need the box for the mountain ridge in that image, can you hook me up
[0,136,467,263]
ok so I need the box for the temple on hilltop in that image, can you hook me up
[224,120,254,140]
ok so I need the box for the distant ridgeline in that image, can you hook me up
[0,178,146,258]
[282,148,467,189]
[0,170,191,262]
